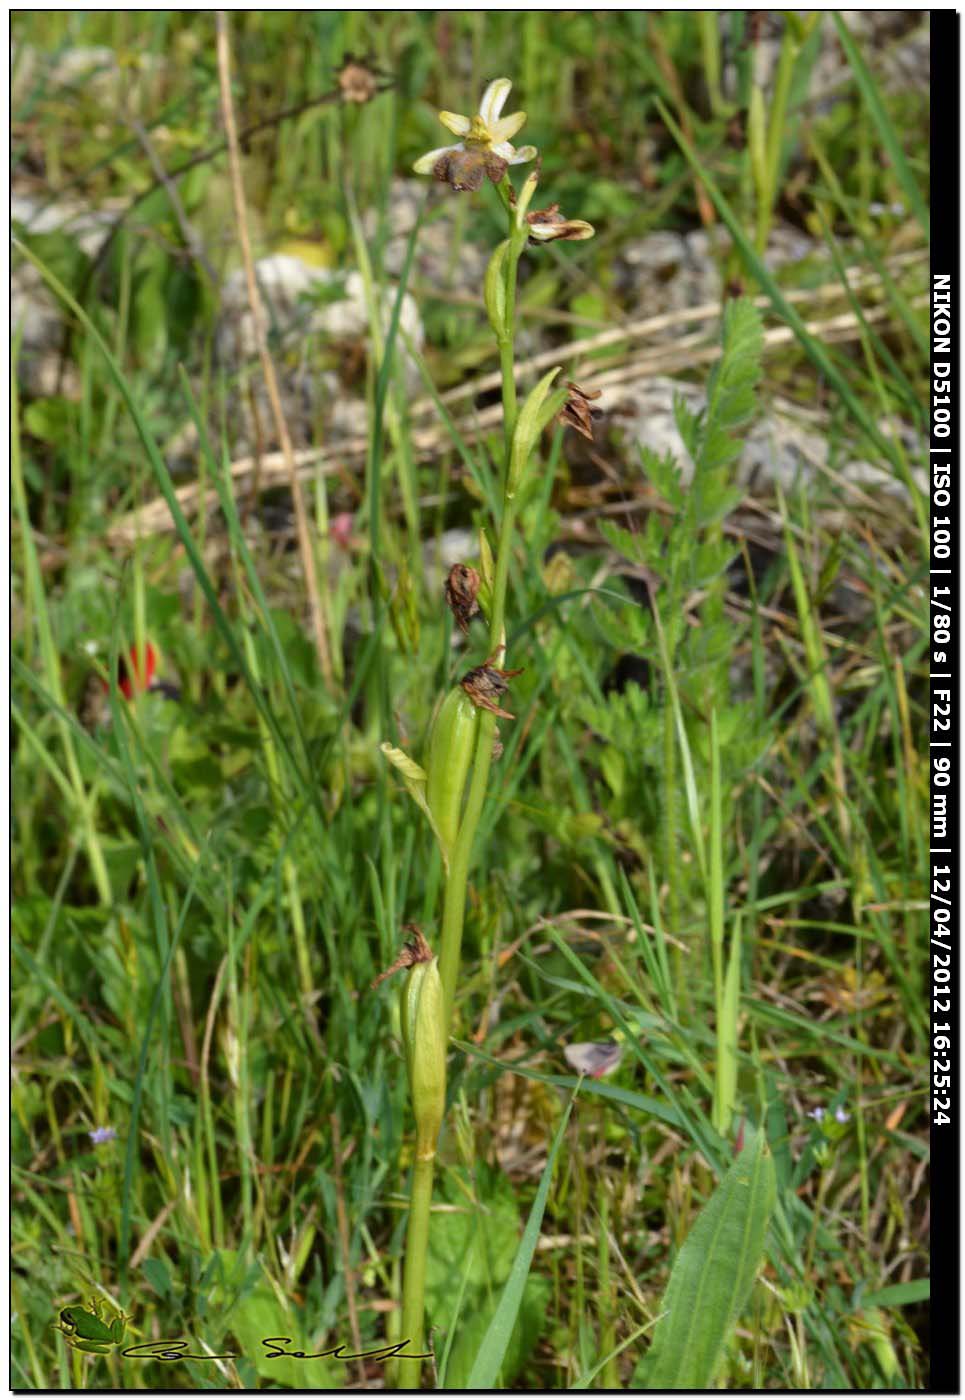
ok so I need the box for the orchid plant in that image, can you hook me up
[378,78,594,1389]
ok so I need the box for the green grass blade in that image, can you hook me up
[570,1321,654,1390]
[465,1088,577,1388]
[715,916,742,1137]
[831,13,929,238]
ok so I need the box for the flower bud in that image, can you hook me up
[400,951,446,1158]
[484,240,511,339]
[425,687,479,860]
[515,162,541,225]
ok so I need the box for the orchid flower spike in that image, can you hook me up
[414,78,538,191]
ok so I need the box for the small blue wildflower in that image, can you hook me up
[807,1107,825,1122]
[89,1126,117,1145]
[834,1106,851,1124]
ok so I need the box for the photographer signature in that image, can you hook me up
[121,1337,432,1363]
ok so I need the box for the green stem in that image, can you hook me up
[398,1153,435,1389]
[496,223,520,466]
[438,222,524,1029]
[662,695,681,996]
[757,27,798,250]
[498,336,518,466]
[438,491,520,1028]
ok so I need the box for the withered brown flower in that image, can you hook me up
[444,563,481,634]
[559,381,603,441]
[336,54,385,105]
[525,204,595,243]
[370,926,434,989]
[460,657,524,720]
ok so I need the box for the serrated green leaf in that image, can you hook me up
[681,298,764,494]
[640,446,685,506]
[592,594,651,655]
[689,539,739,590]
[599,518,646,565]
[600,745,626,801]
[693,484,744,532]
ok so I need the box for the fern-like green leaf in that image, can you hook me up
[598,518,646,566]
[640,445,686,506]
[686,297,764,484]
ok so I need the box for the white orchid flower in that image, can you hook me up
[414,78,537,190]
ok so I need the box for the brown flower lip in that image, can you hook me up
[432,145,508,193]
[444,564,481,634]
[559,380,603,441]
[460,657,524,720]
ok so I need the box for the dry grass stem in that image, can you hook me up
[214,11,334,689]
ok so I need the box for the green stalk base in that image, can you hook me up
[398,1154,435,1390]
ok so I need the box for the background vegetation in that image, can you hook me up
[12,10,930,1389]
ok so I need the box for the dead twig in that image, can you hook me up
[128,115,218,289]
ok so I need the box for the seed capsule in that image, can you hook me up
[425,686,479,858]
[398,939,446,1158]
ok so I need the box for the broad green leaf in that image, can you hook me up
[632,1126,777,1389]
[484,239,511,338]
[204,1248,335,1388]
